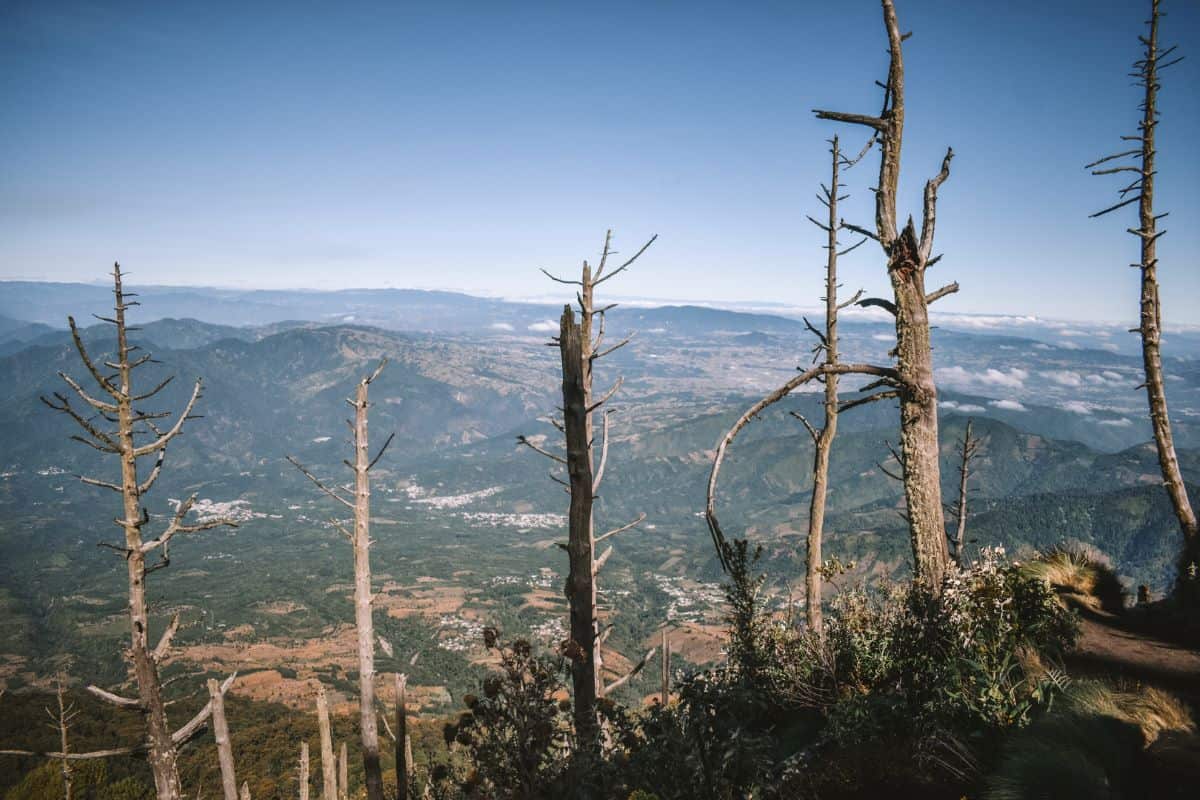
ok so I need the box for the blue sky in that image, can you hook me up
[2,0,1197,322]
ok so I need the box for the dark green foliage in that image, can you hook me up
[443,636,571,799]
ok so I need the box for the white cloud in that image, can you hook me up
[1099,418,1133,427]
[527,321,557,333]
[940,400,986,413]
[1033,343,1051,350]
[872,333,894,341]
[1058,329,1088,337]
[990,399,1028,412]
[1042,370,1083,388]
[1100,343,1120,352]
[936,366,1028,390]
[1061,401,1092,415]
[489,322,514,331]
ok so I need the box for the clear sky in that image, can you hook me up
[2,0,1197,323]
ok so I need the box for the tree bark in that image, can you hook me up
[951,419,977,567]
[814,0,954,590]
[659,629,671,705]
[350,378,384,800]
[559,305,600,746]
[299,742,310,800]
[337,742,348,800]
[1134,0,1199,592]
[207,679,239,800]
[54,681,73,800]
[804,136,848,633]
[109,269,181,800]
[316,686,337,800]
[394,674,408,800]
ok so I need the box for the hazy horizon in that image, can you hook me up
[3,0,1199,323]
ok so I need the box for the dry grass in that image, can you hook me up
[985,681,1195,799]
[1021,542,1125,613]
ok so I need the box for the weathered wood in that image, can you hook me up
[316,686,337,800]
[291,364,388,800]
[299,742,310,800]
[660,629,671,705]
[814,0,955,589]
[238,783,250,800]
[1131,0,1198,591]
[351,375,384,800]
[951,419,979,567]
[527,232,655,750]
[559,305,600,744]
[394,674,408,800]
[207,679,238,800]
[54,680,75,800]
[337,742,348,800]
[803,136,849,634]
[41,264,236,799]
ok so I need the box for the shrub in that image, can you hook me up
[799,547,1079,739]
[444,635,571,799]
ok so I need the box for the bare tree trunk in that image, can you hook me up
[43,264,236,798]
[800,135,861,633]
[394,674,408,800]
[523,232,656,750]
[815,0,957,590]
[316,686,337,800]
[1090,0,1197,599]
[559,305,601,745]
[53,680,75,800]
[950,419,979,567]
[299,742,310,800]
[238,783,250,800]
[351,377,384,800]
[660,629,671,705]
[290,363,389,800]
[207,679,238,800]
[337,742,348,800]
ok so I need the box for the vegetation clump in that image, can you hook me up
[1021,542,1126,613]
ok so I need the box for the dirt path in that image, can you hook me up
[1068,608,1200,702]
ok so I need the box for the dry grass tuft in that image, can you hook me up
[1021,542,1125,613]
[984,681,1195,798]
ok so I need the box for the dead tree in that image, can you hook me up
[50,678,79,800]
[288,361,391,800]
[394,674,409,800]
[813,0,958,588]
[947,419,980,567]
[789,135,872,632]
[299,742,310,800]
[315,685,337,800]
[208,679,239,800]
[519,231,657,747]
[1088,0,1197,598]
[337,742,348,800]
[659,629,671,705]
[39,264,237,799]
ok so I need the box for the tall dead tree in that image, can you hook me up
[520,231,657,747]
[791,135,872,632]
[289,361,391,800]
[39,264,237,799]
[706,3,957,592]
[813,0,958,588]
[948,419,980,567]
[208,679,239,800]
[1088,0,1196,598]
